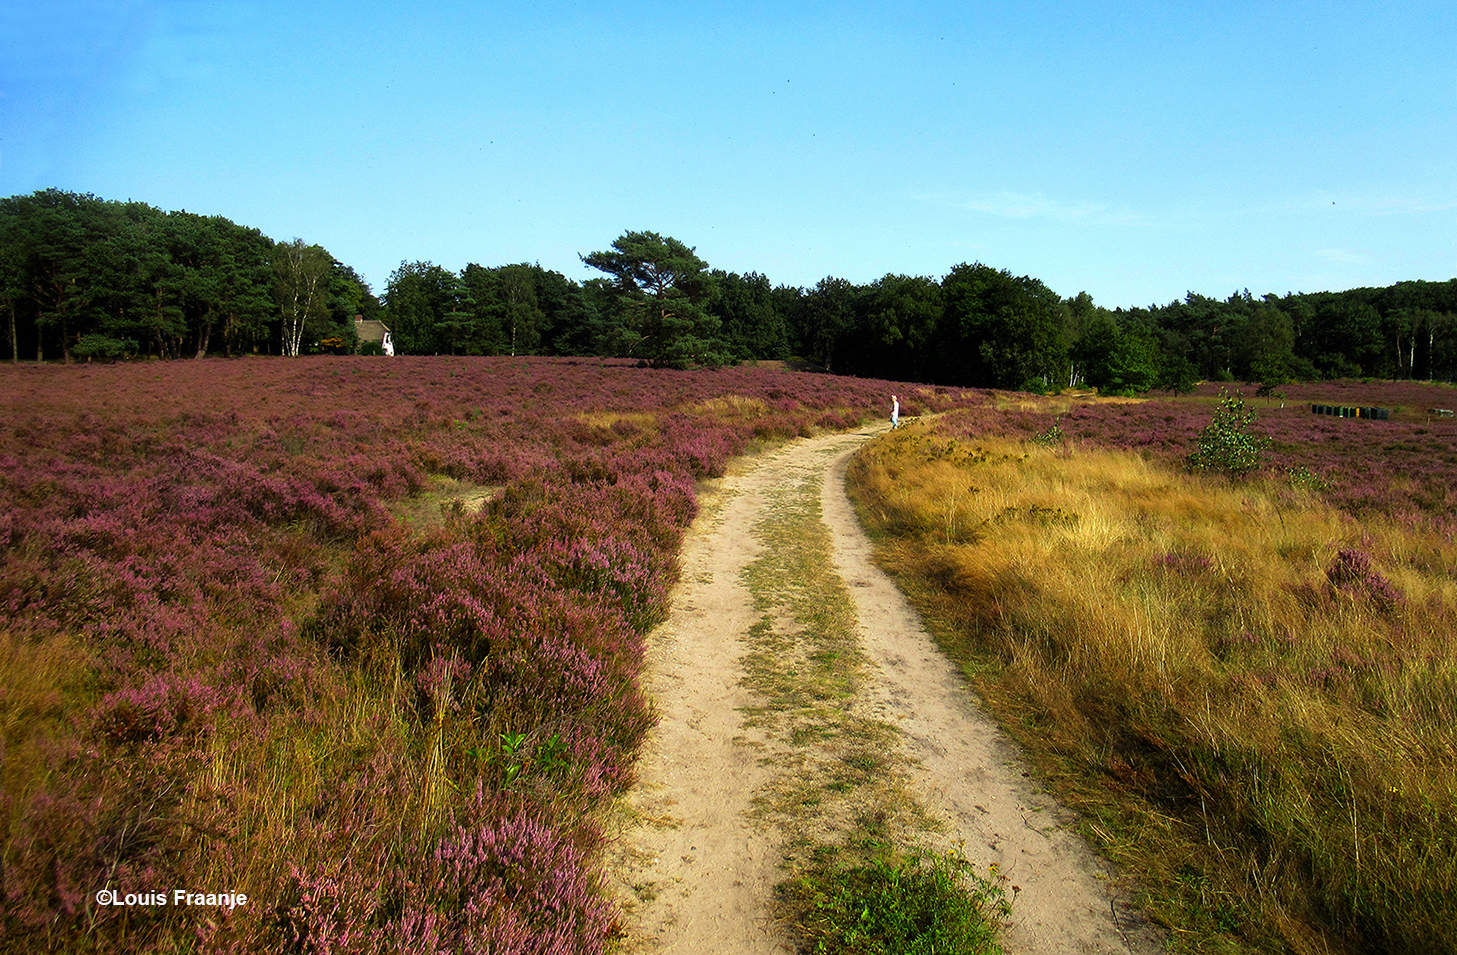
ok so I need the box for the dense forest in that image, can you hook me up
[5,189,1456,389]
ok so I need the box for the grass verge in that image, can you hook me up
[846,417,1457,955]
[739,462,1007,955]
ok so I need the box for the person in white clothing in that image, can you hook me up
[890,394,900,430]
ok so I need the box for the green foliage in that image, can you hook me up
[446,262,550,356]
[4,185,1455,381]
[780,847,1007,955]
[935,262,1068,390]
[798,276,858,372]
[1284,465,1330,492]
[0,190,318,360]
[1072,313,1160,395]
[71,333,136,360]
[709,268,788,362]
[581,230,725,368]
[1187,389,1270,477]
[1241,302,1297,393]
[383,260,458,354]
[272,239,334,357]
[859,273,943,382]
[497,731,526,787]
[1155,352,1199,396]
[1030,420,1063,447]
[493,263,548,357]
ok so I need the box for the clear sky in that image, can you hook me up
[4,0,1454,309]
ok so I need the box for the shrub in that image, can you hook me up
[1029,419,1063,447]
[1285,465,1330,492]
[279,794,613,955]
[1324,548,1403,610]
[1187,389,1270,476]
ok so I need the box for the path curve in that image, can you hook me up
[609,427,1164,955]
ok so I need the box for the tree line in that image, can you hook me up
[5,189,1456,390]
[0,189,379,362]
[388,231,1457,391]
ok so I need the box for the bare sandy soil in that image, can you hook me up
[607,427,1166,955]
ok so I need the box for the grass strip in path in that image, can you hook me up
[738,445,1007,955]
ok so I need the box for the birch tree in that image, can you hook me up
[273,238,332,356]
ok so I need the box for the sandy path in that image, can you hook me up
[609,427,1164,955]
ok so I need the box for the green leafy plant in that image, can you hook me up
[1285,465,1329,492]
[1030,419,1063,447]
[498,731,526,787]
[781,846,1007,955]
[1187,389,1269,477]
[537,732,569,776]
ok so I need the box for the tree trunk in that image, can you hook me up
[8,302,15,363]
[195,320,211,359]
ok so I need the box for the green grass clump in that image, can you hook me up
[780,846,1007,955]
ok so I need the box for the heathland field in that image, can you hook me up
[4,362,1454,955]
[847,381,1457,955]
[0,357,975,954]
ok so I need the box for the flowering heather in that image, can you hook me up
[935,380,1457,527]
[1324,548,1404,610]
[0,356,976,953]
[280,790,612,955]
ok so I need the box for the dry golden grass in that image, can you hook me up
[991,392,1145,416]
[848,425,1457,955]
[389,475,506,527]
[0,631,95,858]
[179,645,479,928]
[684,394,770,418]
[573,409,660,431]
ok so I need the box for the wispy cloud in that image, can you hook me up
[1314,194,1457,216]
[929,189,1457,230]
[928,190,1155,227]
[1234,192,1457,220]
[1313,247,1370,266]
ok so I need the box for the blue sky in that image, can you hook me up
[4,0,1453,309]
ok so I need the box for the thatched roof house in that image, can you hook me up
[354,316,394,356]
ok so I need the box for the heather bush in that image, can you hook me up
[1324,548,1404,610]
[2,357,972,953]
[277,792,611,955]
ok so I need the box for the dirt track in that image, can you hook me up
[608,426,1165,955]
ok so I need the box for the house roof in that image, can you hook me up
[354,319,391,344]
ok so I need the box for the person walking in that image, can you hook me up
[890,394,900,430]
